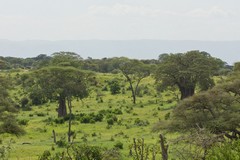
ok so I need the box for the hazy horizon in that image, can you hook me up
[0,39,239,65]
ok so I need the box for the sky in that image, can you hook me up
[0,0,240,41]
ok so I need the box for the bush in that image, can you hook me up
[0,143,11,160]
[106,114,118,122]
[164,112,171,120]
[109,79,121,95]
[80,115,91,123]
[134,118,149,126]
[114,141,123,149]
[75,144,103,159]
[207,140,240,160]
[112,108,123,115]
[18,119,29,125]
[54,118,65,124]
[20,97,29,108]
[39,150,51,160]
[0,116,25,136]
[56,136,67,148]
[36,112,45,117]
[63,113,75,121]
[107,118,114,125]
[94,113,104,122]
[102,148,122,160]
[29,90,47,105]
[39,144,122,160]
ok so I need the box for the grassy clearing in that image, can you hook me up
[1,72,177,159]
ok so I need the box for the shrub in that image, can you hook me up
[63,113,75,121]
[114,141,123,149]
[0,142,11,160]
[20,97,29,108]
[39,150,51,160]
[107,118,114,125]
[106,114,117,121]
[134,118,149,126]
[36,112,45,117]
[39,144,122,160]
[164,112,171,120]
[0,116,25,136]
[74,144,103,160]
[54,118,65,124]
[56,136,67,148]
[207,140,240,160]
[94,113,104,122]
[18,119,29,125]
[92,132,97,137]
[109,79,121,95]
[80,115,91,123]
[112,108,123,115]
[102,86,108,91]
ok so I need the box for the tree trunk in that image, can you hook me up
[52,129,56,143]
[129,80,136,104]
[132,92,136,104]
[58,96,67,117]
[179,87,195,100]
[67,98,72,143]
[160,134,168,160]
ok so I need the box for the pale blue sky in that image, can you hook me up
[0,0,239,40]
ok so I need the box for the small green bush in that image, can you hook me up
[0,118,25,136]
[56,137,67,148]
[54,118,65,124]
[18,119,29,125]
[164,112,171,120]
[134,118,149,126]
[39,150,51,160]
[107,118,114,125]
[36,112,45,117]
[114,141,123,149]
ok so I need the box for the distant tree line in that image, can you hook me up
[0,54,158,72]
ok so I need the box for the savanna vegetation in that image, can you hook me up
[0,50,239,160]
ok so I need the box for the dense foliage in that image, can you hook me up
[170,65,240,139]
[156,50,224,99]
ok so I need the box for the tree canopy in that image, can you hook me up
[33,66,89,117]
[51,52,83,68]
[170,64,240,139]
[21,52,92,117]
[119,59,151,104]
[155,50,224,99]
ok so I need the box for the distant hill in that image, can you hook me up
[0,39,239,65]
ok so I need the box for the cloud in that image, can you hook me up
[186,6,232,18]
[88,3,162,17]
[88,4,232,19]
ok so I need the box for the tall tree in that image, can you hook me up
[155,50,224,99]
[51,51,83,68]
[119,59,150,104]
[170,64,240,139]
[33,66,89,117]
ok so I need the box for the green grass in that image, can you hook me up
[1,72,178,159]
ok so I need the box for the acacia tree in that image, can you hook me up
[34,66,88,117]
[51,51,83,68]
[155,50,223,99]
[170,65,240,139]
[119,59,150,104]
[24,52,89,118]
